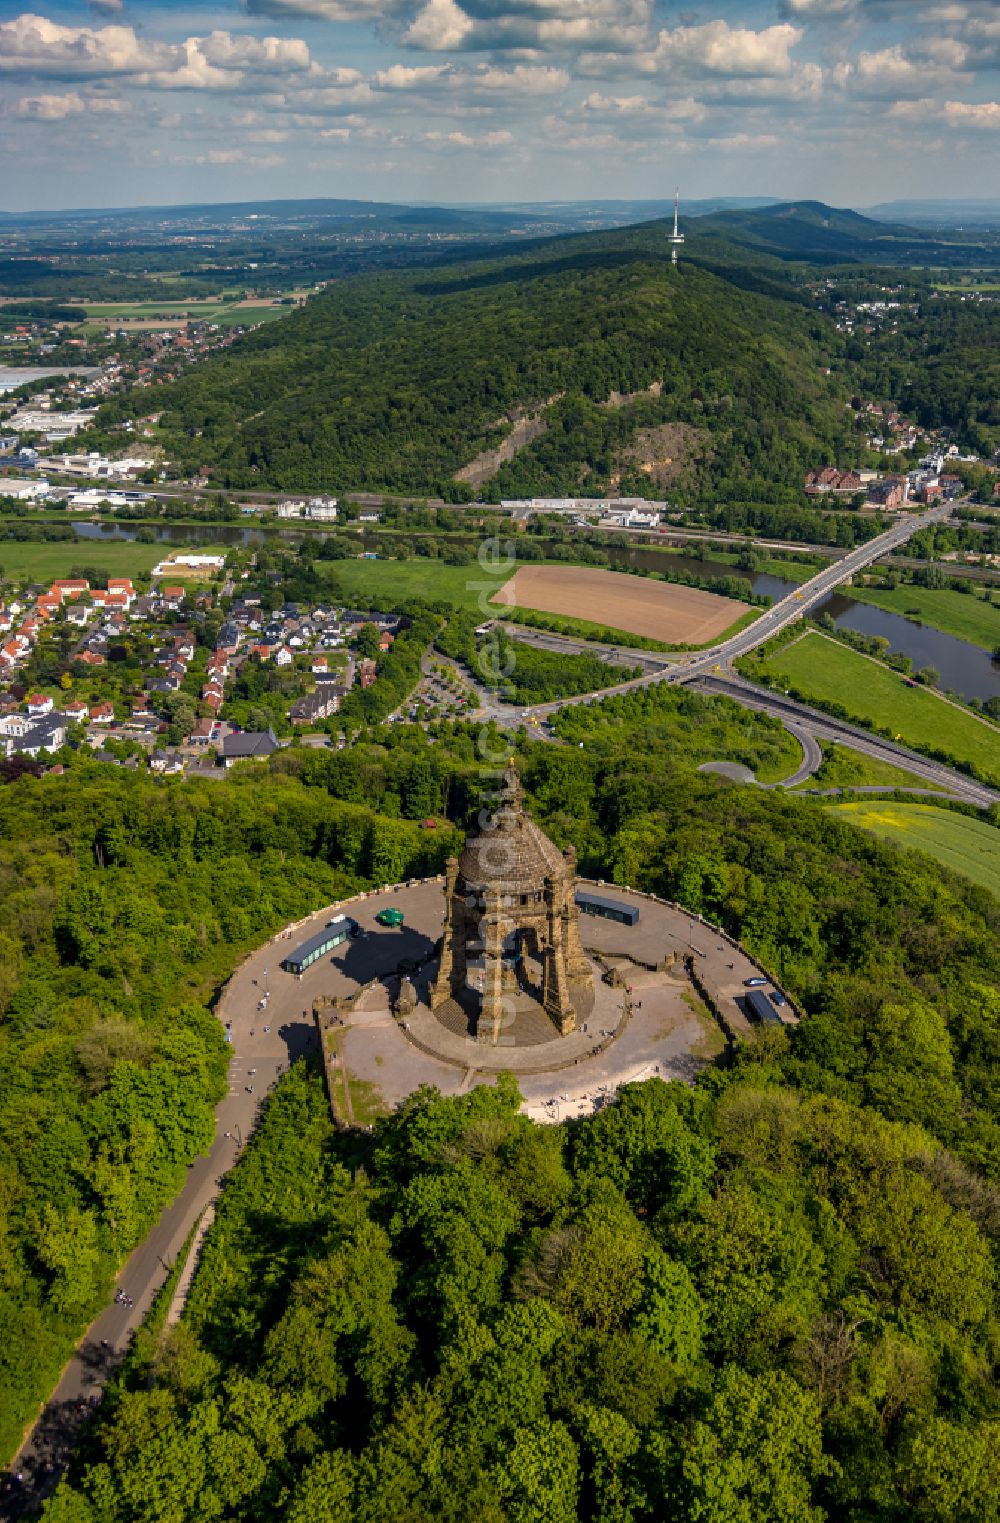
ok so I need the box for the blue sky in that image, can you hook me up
[1,0,999,210]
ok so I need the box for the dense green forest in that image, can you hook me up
[39,710,1000,1519]
[0,764,460,1461]
[40,1061,1000,1523]
[853,296,1000,459]
[94,222,856,502]
[3,679,999,1510]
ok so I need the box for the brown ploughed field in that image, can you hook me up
[494,565,749,644]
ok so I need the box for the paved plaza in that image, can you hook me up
[216,877,786,1125]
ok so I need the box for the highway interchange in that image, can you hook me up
[481,504,998,810]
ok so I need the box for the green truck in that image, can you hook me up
[375,906,405,928]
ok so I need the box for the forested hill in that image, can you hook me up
[99,221,857,501]
[687,200,1000,268]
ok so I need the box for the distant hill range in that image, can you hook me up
[687,199,1000,267]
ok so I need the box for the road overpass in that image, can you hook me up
[490,505,998,806]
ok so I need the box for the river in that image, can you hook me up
[66,519,1000,703]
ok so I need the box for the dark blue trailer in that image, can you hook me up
[282,915,358,974]
[575,891,640,927]
[746,988,783,1026]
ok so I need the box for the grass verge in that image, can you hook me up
[793,743,940,793]
[746,630,1000,785]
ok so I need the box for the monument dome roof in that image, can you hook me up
[458,760,567,891]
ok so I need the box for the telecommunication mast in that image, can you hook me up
[669,188,684,265]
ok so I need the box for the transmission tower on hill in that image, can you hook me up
[669,188,684,266]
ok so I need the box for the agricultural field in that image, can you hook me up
[749,630,1000,784]
[0,538,170,582]
[833,801,1000,898]
[847,582,1000,651]
[496,564,750,644]
[78,297,296,332]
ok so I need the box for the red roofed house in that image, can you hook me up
[52,580,89,602]
[90,702,115,724]
[190,717,216,746]
[161,586,185,609]
[75,650,106,667]
[64,699,89,721]
[26,693,53,716]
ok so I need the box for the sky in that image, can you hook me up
[1,0,1000,211]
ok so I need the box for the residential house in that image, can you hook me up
[26,693,54,716]
[15,716,67,756]
[220,728,279,767]
[90,702,115,724]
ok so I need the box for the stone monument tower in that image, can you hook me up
[432,759,592,1043]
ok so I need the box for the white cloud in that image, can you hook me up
[890,96,1000,127]
[652,21,803,78]
[375,62,450,88]
[0,13,317,94]
[455,62,568,94]
[13,89,126,118]
[245,0,406,19]
[197,148,285,166]
[0,13,167,76]
[706,132,780,150]
[404,0,474,51]
[781,0,859,13]
[198,32,312,74]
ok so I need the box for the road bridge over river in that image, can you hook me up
[487,504,997,808]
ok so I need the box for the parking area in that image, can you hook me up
[215,878,792,1128]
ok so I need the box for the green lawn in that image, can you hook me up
[0,539,228,582]
[794,743,936,793]
[322,556,499,611]
[833,802,1000,898]
[749,631,1000,784]
[846,583,1000,652]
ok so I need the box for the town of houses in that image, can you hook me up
[0,571,400,775]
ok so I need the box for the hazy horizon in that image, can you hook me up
[1,2,999,211]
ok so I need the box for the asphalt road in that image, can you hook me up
[693,673,998,810]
